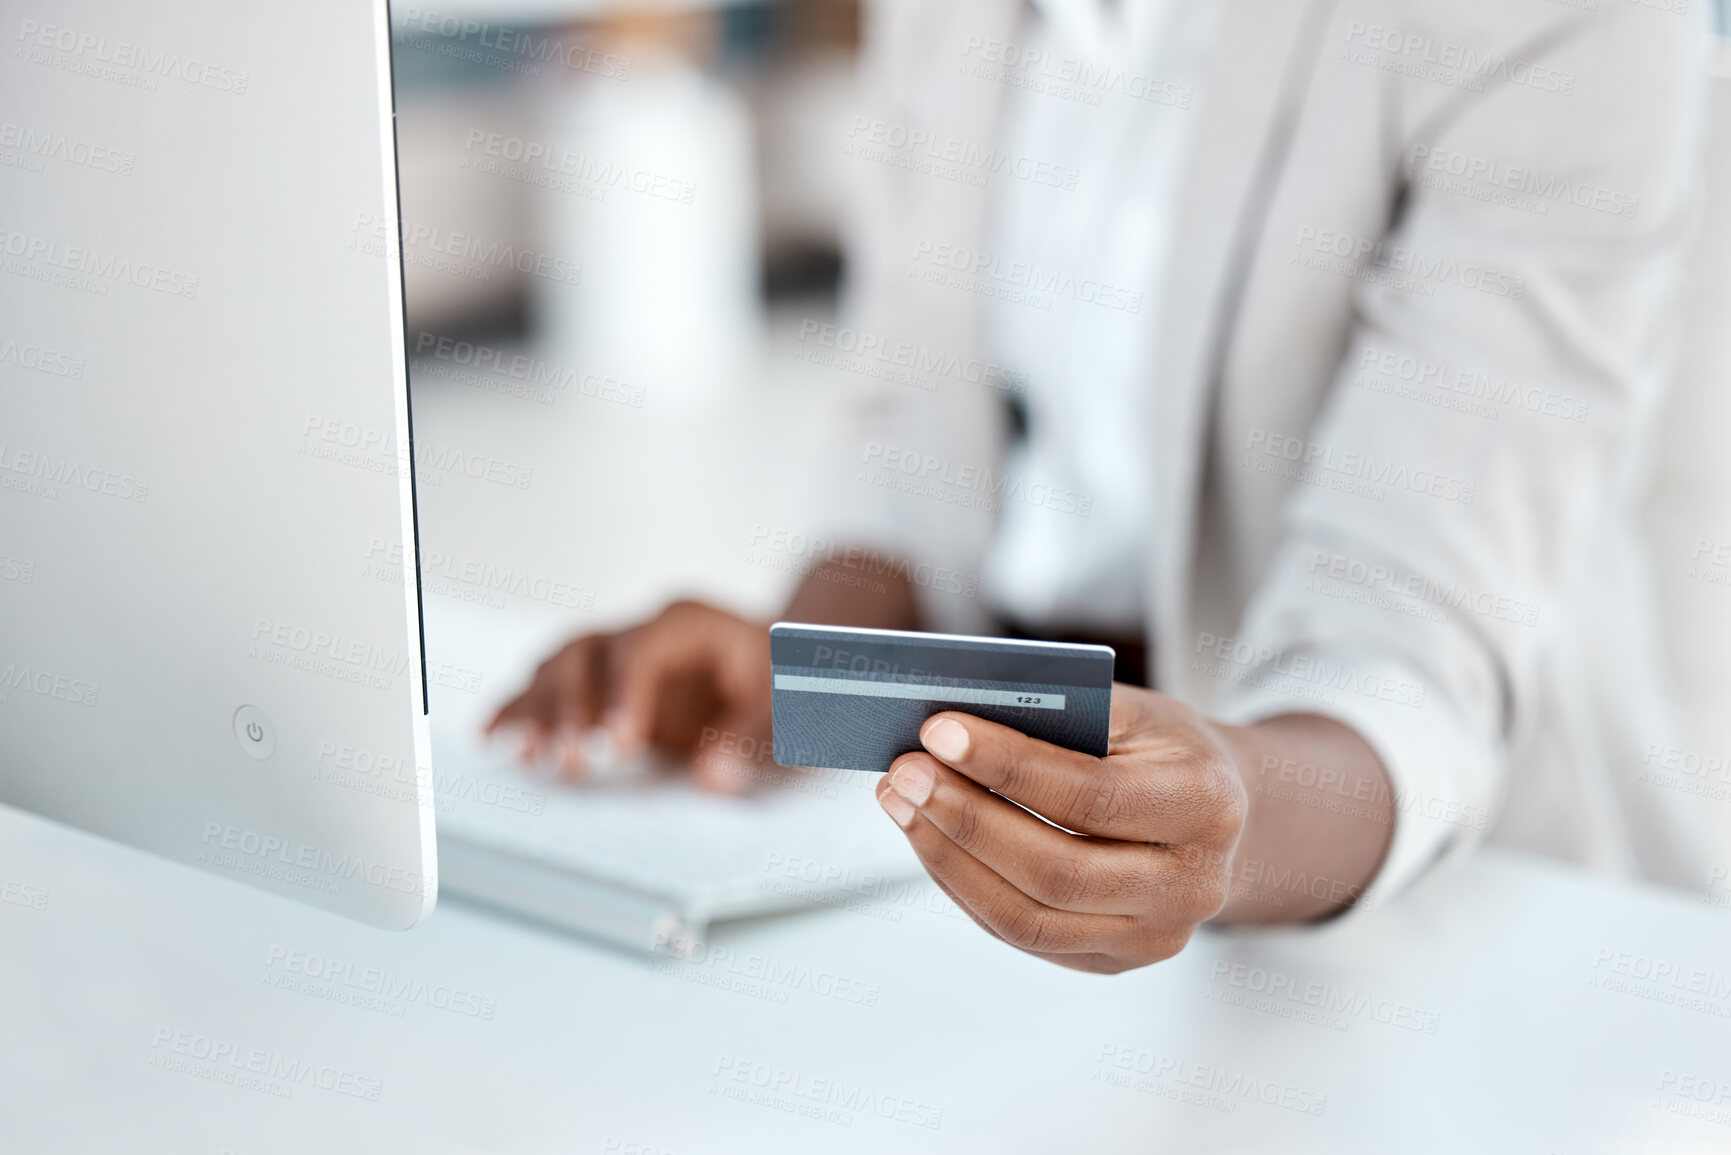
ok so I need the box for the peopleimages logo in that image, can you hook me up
[462,129,695,205]
[793,319,1027,396]
[0,442,150,503]
[1653,1070,1731,1130]
[1305,548,1541,628]
[0,660,100,707]
[1293,225,1525,301]
[1637,742,1731,806]
[1205,960,1443,1034]
[1588,947,1731,1018]
[298,415,536,491]
[198,822,432,898]
[746,525,979,600]
[414,332,643,410]
[1404,144,1638,221]
[648,936,882,1009]
[0,334,85,379]
[0,875,50,911]
[1192,632,1428,710]
[1341,21,1576,97]
[149,1027,382,1101]
[859,441,1093,517]
[909,239,1143,314]
[249,617,411,678]
[1354,345,1590,424]
[957,34,1194,110]
[0,226,200,299]
[350,213,583,287]
[263,945,497,1020]
[1094,1043,1330,1115]
[710,1056,943,1130]
[0,119,135,175]
[395,7,633,81]
[759,851,970,924]
[16,19,251,95]
[845,116,1081,191]
[1243,428,1476,506]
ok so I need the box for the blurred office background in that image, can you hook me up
[391,0,857,638]
[391,2,1731,857]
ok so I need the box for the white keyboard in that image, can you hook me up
[423,603,923,953]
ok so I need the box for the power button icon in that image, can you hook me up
[232,705,276,761]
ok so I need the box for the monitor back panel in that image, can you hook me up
[0,0,434,928]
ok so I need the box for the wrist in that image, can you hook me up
[1203,714,1394,924]
[782,559,920,631]
[1201,717,1262,888]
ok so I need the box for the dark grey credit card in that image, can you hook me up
[769,623,1115,772]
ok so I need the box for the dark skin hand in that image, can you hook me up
[876,702,1391,973]
[485,599,774,793]
[489,561,1394,955]
[484,561,913,791]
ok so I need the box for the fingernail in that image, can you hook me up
[558,732,583,774]
[603,707,637,748]
[889,760,934,806]
[879,788,916,828]
[921,717,969,764]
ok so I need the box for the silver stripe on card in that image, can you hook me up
[772,674,1065,710]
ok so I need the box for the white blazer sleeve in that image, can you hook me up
[1214,2,1713,906]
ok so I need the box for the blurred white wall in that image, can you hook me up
[1645,50,1731,853]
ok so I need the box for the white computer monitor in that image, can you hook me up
[0,0,434,928]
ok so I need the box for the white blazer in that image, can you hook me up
[817,0,1721,904]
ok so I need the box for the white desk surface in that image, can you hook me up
[4,800,1730,1154]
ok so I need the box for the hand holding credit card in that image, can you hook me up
[769,623,1115,772]
[771,622,1287,972]
[493,610,1379,969]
